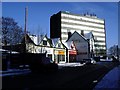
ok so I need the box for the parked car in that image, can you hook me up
[29,57,58,73]
[83,58,96,65]
[91,59,96,64]
[111,56,119,62]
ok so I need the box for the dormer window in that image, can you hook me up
[43,40,47,45]
[58,43,61,48]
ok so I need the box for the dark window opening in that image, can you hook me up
[43,40,47,45]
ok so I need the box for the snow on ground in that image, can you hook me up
[0,69,31,77]
[94,65,120,89]
[58,63,85,69]
[100,59,112,61]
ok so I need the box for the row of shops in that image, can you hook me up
[25,31,93,63]
[2,31,92,63]
[47,48,77,63]
[2,31,94,64]
[26,35,77,63]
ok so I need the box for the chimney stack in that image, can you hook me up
[81,30,84,36]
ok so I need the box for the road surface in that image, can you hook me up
[2,61,119,89]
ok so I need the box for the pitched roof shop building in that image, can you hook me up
[50,11,106,56]
[23,34,79,63]
[66,31,90,61]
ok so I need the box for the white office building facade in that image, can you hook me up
[50,11,106,55]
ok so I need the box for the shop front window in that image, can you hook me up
[58,55,65,62]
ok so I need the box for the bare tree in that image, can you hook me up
[2,17,24,46]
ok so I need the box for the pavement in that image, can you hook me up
[94,65,120,89]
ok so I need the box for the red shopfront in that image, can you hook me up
[69,50,77,62]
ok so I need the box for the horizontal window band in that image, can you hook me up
[61,27,105,33]
[61,16,104,25]
[61,12,104,22]
[94,44,106,47]
[61,21,104,29]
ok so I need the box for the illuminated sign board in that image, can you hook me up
[69,50,77,55]
[55,50,65,55]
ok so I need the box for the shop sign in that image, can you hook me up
[69,50,77,55]
[55,50,65,55]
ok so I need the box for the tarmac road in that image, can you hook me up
[2,61,120,89]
